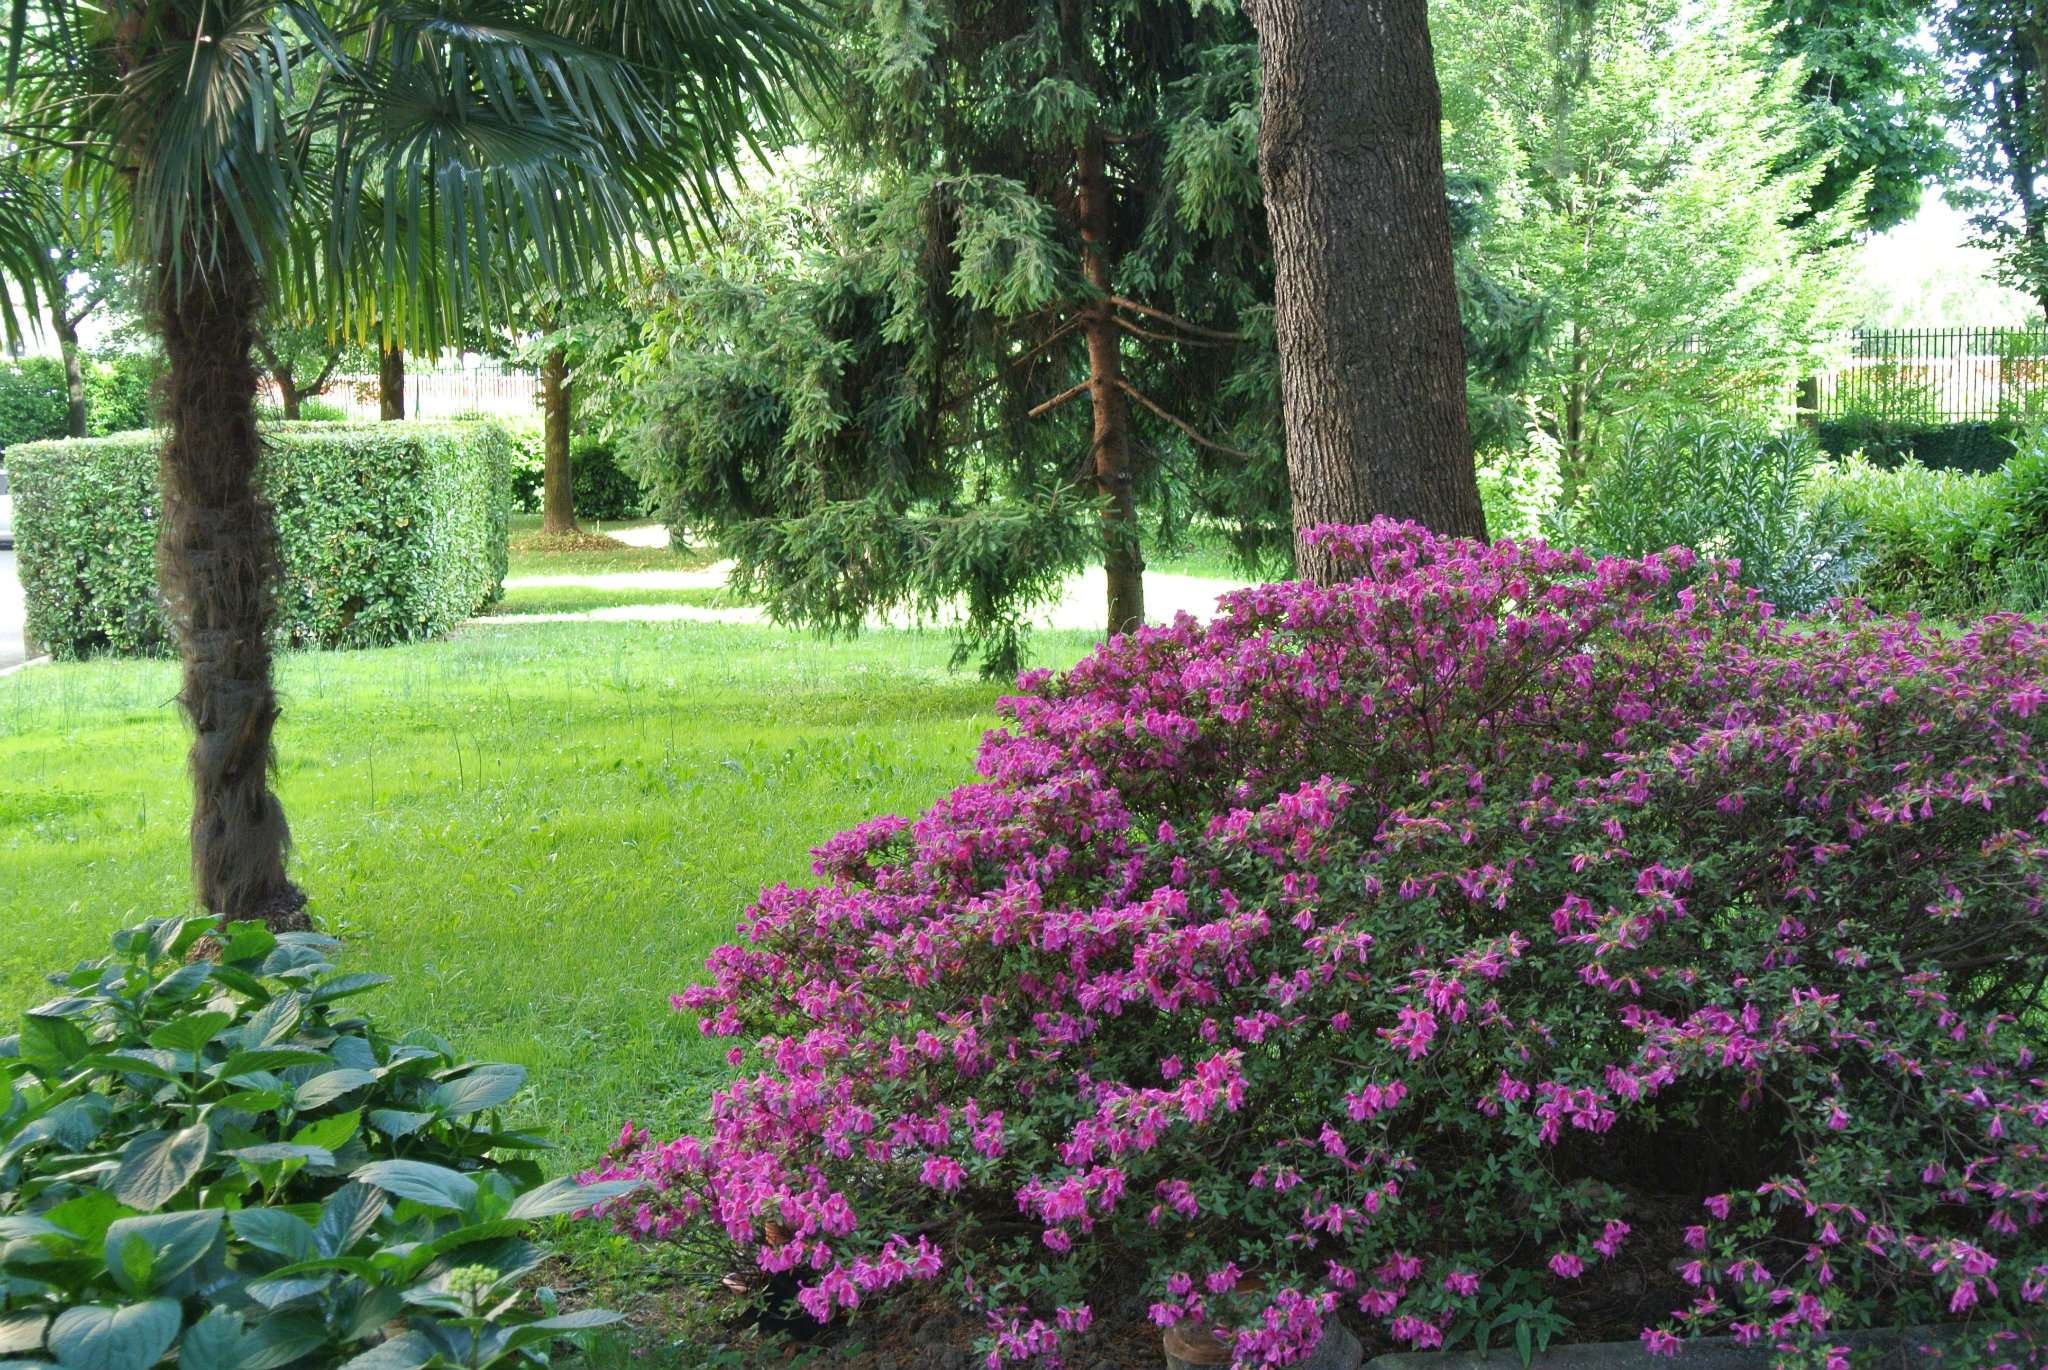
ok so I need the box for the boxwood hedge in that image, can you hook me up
[10,421,512,658]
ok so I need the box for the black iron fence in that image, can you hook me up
[1812,327,2048,425]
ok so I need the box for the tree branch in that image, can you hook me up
[1028,380,1090,419]
[1113,314,1231,348]
[1117,378,1259,461]
[1108,295,1243,343]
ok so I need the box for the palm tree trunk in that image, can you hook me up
[154,229,305,927]
[379,342,405,421]
[541,348,577,534]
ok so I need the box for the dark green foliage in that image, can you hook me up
[1562,418,1865,611]
[0,914,634,1369]
[10,422,511,658]
[1817,440,2048,616]
[0,360,69,456]
[1941,4,2048,310]
[1764,0,1950,232]
[1814,417,2020,474]
[617,4,1286,673]
[84,353,162,438]
[510,434,644,520]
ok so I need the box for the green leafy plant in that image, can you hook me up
[8,422,512,658]
[1440,1273,1573,1368]
[0,360,68,456]
[1560,417,1864,612]
[0,915,637,1369]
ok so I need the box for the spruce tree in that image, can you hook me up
[619,2,1285,672]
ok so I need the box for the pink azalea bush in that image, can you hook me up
[589,520,2048,1367]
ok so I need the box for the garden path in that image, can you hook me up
[476,526,1259,633]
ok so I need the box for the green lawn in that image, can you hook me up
[505,516,722,578]
[0,619,1097,1164]
[490,584,751,615]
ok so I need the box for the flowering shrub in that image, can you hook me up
[592,520,2048,1368]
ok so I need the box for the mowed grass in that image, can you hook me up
[505,515,722,578]
[0,619,1098,1163]
[490,584,751,615]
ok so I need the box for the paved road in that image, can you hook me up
[0,548,25,672]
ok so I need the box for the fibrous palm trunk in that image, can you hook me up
[154,227,305,927]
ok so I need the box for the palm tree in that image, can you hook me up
[2,1,820,926]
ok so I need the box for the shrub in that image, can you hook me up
[10,422,512,658]
[1814,457,2003,616]
[0,359,68,456]
[1814,417,2018,475]
[1817,436,2048,617]
[508,434,646,521]
[591,522,2048,1368]
[83,352,161,437]
[1562,418,1863,612]
[0,915,635,1368]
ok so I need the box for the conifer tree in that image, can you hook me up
[619,3,1285,671]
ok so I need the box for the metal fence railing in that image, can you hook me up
[261,363,541,423]
[1812,327,2048,425]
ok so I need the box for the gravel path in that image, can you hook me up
[487,531,1256,633]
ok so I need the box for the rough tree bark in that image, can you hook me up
[54,314,87,438]
[1249,0,1487,582]
[154,225,305,928]
[540,348,577,534]
[378,342,405,420]
[1075,128,1145,635]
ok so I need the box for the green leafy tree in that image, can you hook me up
[1942,1,2048,317]
[0,2,821,925]
[1436,0,1856,504]
[614,4,1288,672]
[1765,0,1951,233]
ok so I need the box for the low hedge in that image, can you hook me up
[11,421,512,658]
[1814,417,2018,473]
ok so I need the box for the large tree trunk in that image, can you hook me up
[154,230,304,928]
[1250,0,1487,582]
[54,316,88,439]
[378,342,405,421]
[1076,129,1145,635]
[540,348,577,534]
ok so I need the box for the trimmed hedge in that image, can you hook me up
[1814,417,2018,473]
[11,421,512,658]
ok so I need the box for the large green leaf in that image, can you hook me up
[351,1160,477,1211]
[506,1175,639,1221]
[336,1330,435,1370]
[46,1301,182,1370]
[314,1183,387,1257]
[177,1310,250,1370]
[102,1210,223,1295]
[18,1012,90,1073]
[294,1069,379,1110]
[144,1011,234,1055]
[109,1125,212,1211]
[428,1063,526,1116]
[228,1208,319,1264]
